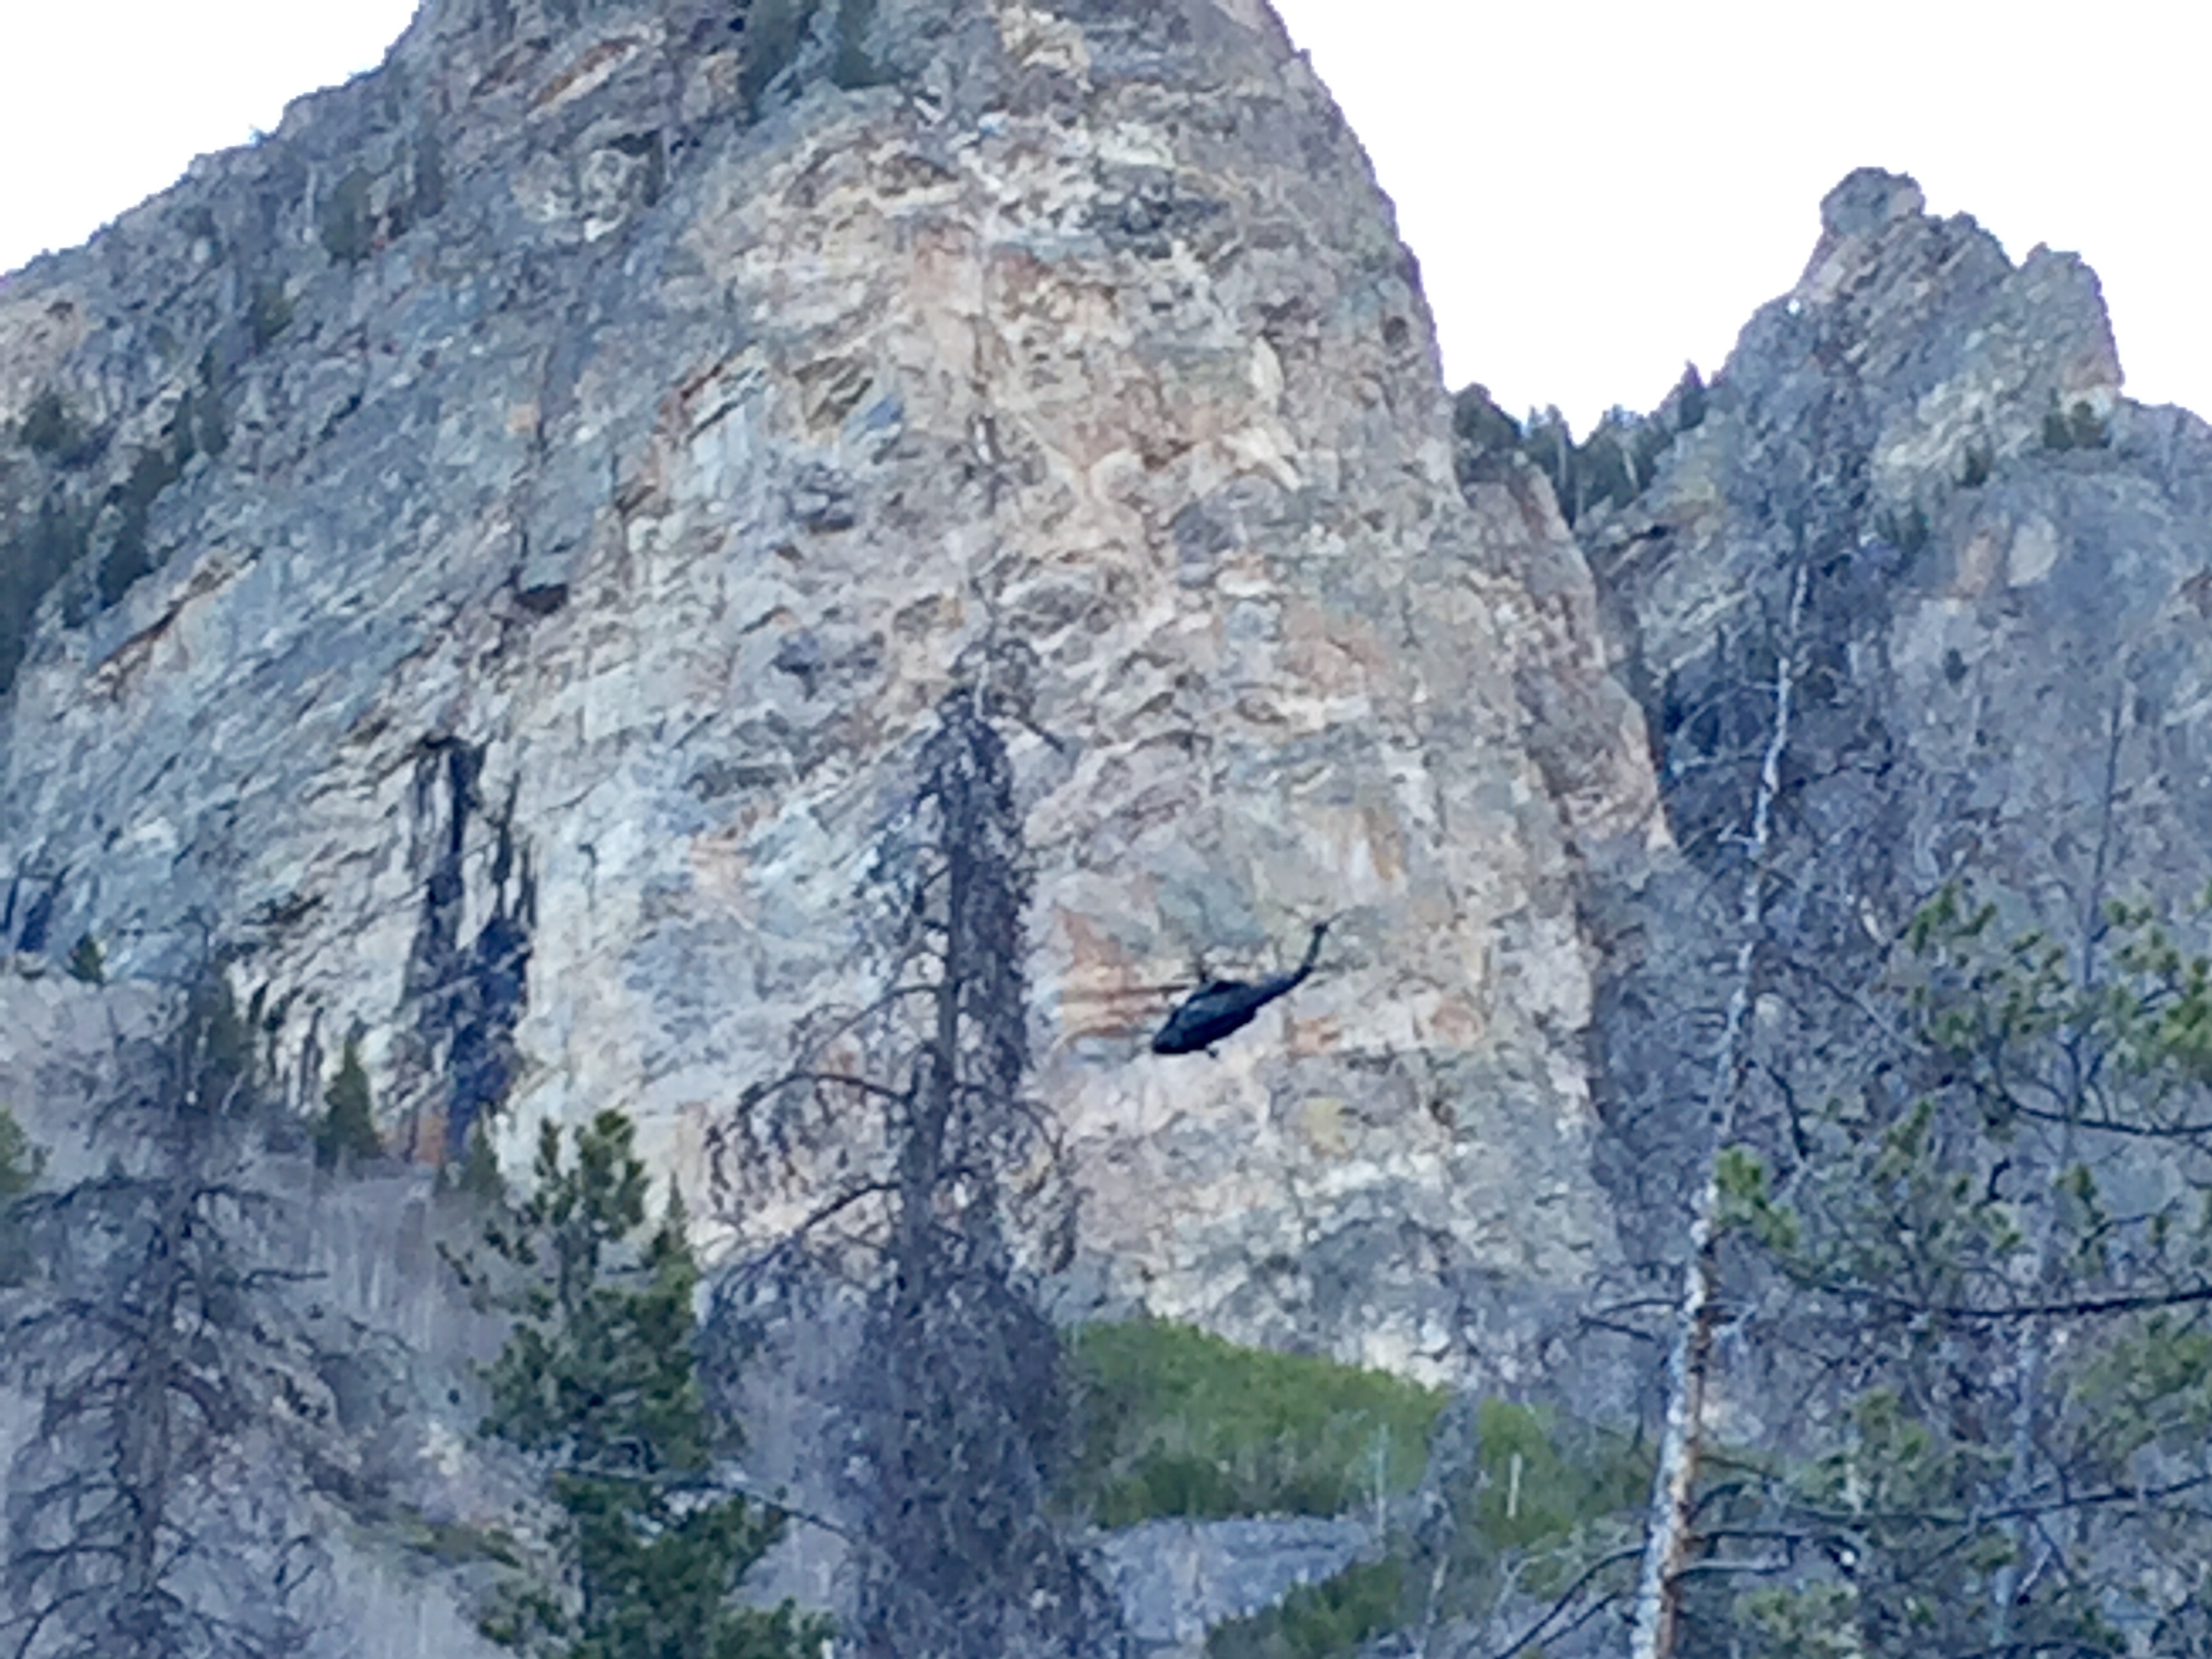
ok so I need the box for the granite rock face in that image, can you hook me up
[0,0,1659,1389]
[1552,169,2212,1261]
[0,967,518,1659]
[1092,1516,1374,1654]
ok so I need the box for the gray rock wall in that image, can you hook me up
[0,0,1659,1395]
[1559,169,2212,1271]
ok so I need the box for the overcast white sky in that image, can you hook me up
[1,1,2205,434]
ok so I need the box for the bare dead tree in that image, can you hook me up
[3,971,330,1659]
[712,683,1115,1659]
[1624,539,1810,1659]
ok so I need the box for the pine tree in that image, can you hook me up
[0,1101,44,1286]
[62,933,102,986]
[475,1109,825,1659]
[1715,885,2212,1655]
[313,1036,381,1170]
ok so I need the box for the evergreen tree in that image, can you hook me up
[0,1101,44,1286]
[475,1109,824,1659]
[62,934,102,986]
[313,1036,382,1170]
[1715,886,2212,1655]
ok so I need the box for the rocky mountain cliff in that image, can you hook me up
[1517,169,2212,1274]
[8,0,2212,1650]
[0,0,1655,1399]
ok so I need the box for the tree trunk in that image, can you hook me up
[1628,555,1807,1659]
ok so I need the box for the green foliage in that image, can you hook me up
[1521,407,1578,518]
[1714,1145,1797,1252]
[739,0,817,110]
[0,495,90,692]
[1733,1583,1865,1659]
[457,1118,508,1202]
[1672,363,1708,432]
[320,169,375,265]
[1877,501,1930,553]
[98,434,189,608]
[64,933,104,986]
[1452,384,1522,462]
[1520,405,1670,525]
[1463,1399,1647,1559]
[1066,1318,1447,1525]
[176,967,262,1120]
[248,282,294,348]
[0,1101,46,1285]
[1710,881,2212,1654]
[1206,1559,1404,1659]
[314,1036,382,1170]
[2044,398,2112,452]
[16,388,96,466]
[827,0,884,89]
[2072,1314,2212,1463]
[475,1109,827,1659]
[1065,1322,1643,1654]
[1316,1398,1648,1654]
[0,1105,41,1202]
[1576,422,1637,516]
[1452,378,1698,520]
[402,1512,525,1568]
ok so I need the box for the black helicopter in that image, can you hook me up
[1150,920,1332,1056]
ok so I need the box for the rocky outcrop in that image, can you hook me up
[1545,168,2212,1260]
[0,0,1659,1389]
[1093,1516,1374,1654]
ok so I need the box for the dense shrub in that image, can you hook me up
[829,0,884,89]
[314,1036,382,1170]
[1206,1559,1404,1659]
[97,440,187,607]
[64,934,104,986]
[320,169,375,265]
[740,0,818,109]
[248,282,294,348]
[1065,1318,1447,1525]
[2044,398,2111,452]
[0,497,90,690]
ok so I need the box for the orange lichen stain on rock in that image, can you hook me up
[1285,1015,1343,1059]
[531,33,646,112]
[687,823,754,914]
[408,1107,451,1168]
[1418,993,1484,1050]
[1054,909,1164,1042]
[91,554,247,701]
[1281,598,1389,696]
